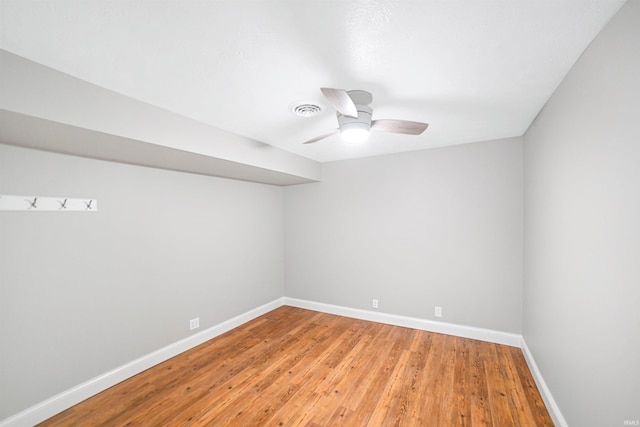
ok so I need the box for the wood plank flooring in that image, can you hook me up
[39,306,553,426]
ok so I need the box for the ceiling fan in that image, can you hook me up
[303,87,429,145]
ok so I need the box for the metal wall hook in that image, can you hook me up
[25,197,38,209]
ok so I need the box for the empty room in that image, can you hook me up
[1,1,638,426]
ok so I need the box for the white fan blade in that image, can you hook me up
[371,119,429,135]
[302,129,339,144]
[320,88,358,118]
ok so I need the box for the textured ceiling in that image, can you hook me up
[0,0,626,163]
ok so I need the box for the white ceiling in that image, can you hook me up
[0,0,626,163]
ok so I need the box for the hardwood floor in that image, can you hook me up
[39,306,553,426]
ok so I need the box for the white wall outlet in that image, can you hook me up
[372,299,379,309]
[435,306,442,318]
[189,317,200,330]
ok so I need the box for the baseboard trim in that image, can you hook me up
[521,338,568,427]
[283,297,522,347]
[0,297,285,427]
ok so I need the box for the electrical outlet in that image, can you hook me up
[435,306,442,318]
[372,299,379,309]
[189,317,200,330]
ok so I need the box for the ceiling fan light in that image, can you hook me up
[340,123,370,144]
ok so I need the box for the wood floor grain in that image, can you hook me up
[39,306,553,426]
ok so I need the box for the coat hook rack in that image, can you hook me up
[0,195,98,212]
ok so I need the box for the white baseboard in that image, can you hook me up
[283,297,523,347]
[0,298,285,427]
[520,338,568,427]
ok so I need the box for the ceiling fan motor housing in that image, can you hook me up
[338,104,372,143]
[338,104,373,131]
[346,90,373,106]
[338,90,373,136]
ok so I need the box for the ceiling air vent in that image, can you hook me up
[290,102,322,118]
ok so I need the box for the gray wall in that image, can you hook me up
[285,137,523,333]
[523,1,640,426]
[0,144,284,419]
